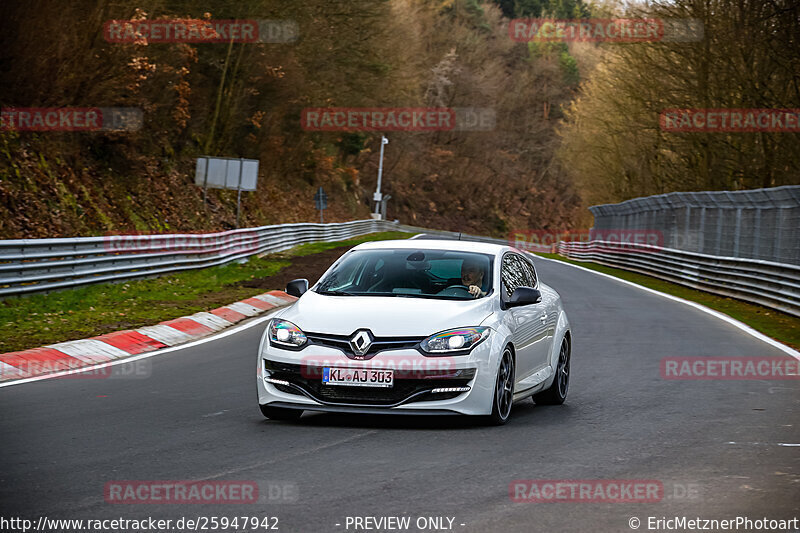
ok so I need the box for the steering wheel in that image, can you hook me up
[442,284,472,296]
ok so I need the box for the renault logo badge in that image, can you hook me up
[350,329,374,356]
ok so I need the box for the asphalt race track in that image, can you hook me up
[1,258,798,532]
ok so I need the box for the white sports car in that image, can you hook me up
[256,239,571,424]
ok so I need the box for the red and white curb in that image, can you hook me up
[0,290,297,382]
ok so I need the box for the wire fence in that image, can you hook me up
[590,185,800,265]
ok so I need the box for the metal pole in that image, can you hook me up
[202,157,209,212]
[236,189,242,228]
[320,207,324,224]
[374,136,388,216]
[236,158,244,229]
[376,136,386,194]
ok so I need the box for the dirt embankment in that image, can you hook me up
[238,246,352,292]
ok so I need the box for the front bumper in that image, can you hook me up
[256,341,497,416]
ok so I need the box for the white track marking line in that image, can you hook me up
[0,311,280,388]
[726,442,800,447]
[534,254,800,361]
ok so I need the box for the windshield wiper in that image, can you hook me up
[316,290,355,296]
[394,293,471,300]
[363,292,469,300]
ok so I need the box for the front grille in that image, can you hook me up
[264,360,475,406]
[305,332,425,359]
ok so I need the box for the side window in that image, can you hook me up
[501,253,532,298]
[501,255,514,297]
[522,256,537,287]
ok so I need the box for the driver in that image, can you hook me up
[461,258,486,298]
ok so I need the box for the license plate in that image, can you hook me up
[322,367,394,387]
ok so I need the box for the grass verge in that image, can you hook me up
[0,231,413,353]
[537,253,799,350]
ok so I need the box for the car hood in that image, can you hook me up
[277,290,496,337]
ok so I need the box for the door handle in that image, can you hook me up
[539,313,547,323]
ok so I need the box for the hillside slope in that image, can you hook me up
[0,0,584,239]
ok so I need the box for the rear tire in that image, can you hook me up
[533,336,570,405]
[488,347,515,425]
[259,404,303,421]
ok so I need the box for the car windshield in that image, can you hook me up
[314,249,494,300]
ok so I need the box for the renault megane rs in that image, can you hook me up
[256,239,571,424]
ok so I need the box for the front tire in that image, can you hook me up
[534,336,570,405]
[488,347,515,425]
[259,404,303,421]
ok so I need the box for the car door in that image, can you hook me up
[521,255,557,370]
[501,253,550,383]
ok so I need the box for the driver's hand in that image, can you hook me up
[468,285,481,297]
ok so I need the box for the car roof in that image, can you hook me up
[352,238,510,255]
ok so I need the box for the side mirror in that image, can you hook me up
[508,286,541,307]
[286,278,309,298]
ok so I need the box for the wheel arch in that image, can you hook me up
[504,341,516,363]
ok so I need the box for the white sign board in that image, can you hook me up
[195,157,259,191]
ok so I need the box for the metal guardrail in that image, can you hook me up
[557,240,800,317]
[4,217,798,319]
[0,220,395,297]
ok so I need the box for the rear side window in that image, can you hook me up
[522,256,537,287]
[501,253,533,298]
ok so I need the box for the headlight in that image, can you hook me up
[420,327,490,354]
[268,318,307,348]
